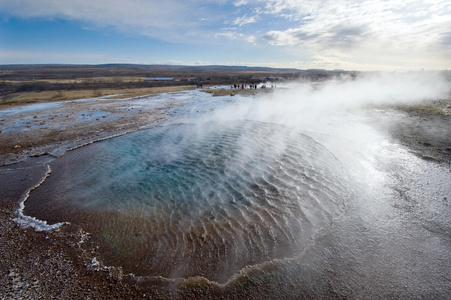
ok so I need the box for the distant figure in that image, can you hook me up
[241,84,244,89]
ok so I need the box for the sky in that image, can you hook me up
[0,0,450,71]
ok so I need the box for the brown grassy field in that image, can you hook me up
[0,64,343,106]
[3,76,147,84]
[0,86,196,109]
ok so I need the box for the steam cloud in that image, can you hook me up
[192,71,449,163]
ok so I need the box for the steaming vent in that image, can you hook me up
[26,120,350,283]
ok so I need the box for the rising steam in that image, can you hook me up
[23,70,450,284]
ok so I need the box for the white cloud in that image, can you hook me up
[215,31,241,40]
[246,35,257,44]
[1,0,450,70]
[264,30,299,46]
[214,31,257,46]
[0,0,209,42]
[232,14,257,27]
[233,0,249,6]
[258,0,451,70]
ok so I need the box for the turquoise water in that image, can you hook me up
[27,120,349,281]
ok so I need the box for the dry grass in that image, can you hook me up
[3,76,147,84]
[0,86,196,108]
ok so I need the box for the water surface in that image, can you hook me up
[26,120,350,282]
[21,88,451,295]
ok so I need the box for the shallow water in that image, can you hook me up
[21,88,451,295]
[26,120,352,281]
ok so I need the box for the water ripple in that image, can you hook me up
[26,120,350,282]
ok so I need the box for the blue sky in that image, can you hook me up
[0,0,450,71]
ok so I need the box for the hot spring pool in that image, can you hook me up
[13,84,451,296]
[25,120,351,282]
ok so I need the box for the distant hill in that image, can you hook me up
[0,63,301,72]
[0,63,360,85]
[96,64,302,72]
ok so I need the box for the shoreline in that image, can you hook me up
[0,86,197,165]
[0,87,287,298]
[1,88,450,298]
[0,86,197,110]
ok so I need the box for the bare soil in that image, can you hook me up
[0,86,195,110]
[383,99,451,164]
[0,86,195,165]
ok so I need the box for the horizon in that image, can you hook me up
[0,62,340,71]
[1,63,450,74]
[1,0,450,71]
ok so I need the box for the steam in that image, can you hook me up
[21,71,449,283]
[182,71,449,186]
[133,71,451,281]
[195,71,448,154]
[204,71,448,125]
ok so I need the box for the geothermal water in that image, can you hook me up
[26,120,350,281]
[22,74,451,293]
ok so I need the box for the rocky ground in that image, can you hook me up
[383,99,451,164]
[0,88,450,299]
[0,86,196,165]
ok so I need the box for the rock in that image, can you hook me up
[421,154,442,162]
